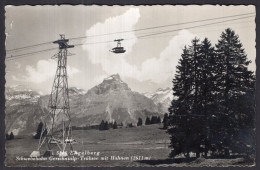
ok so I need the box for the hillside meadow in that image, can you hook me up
[5,124,252,167]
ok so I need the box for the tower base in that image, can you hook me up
[43,150,53,157]
[30,151,40,158]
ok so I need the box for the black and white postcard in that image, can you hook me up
[4,5,256,167]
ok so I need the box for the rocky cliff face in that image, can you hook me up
[5,74,163,135]
[72,74,160,126]
[5,86,45,135]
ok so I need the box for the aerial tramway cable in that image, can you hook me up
[6,14,254,61]
[6,12,254,53]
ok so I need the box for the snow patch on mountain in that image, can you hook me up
[5,86,40,102]
[144,87,174,113]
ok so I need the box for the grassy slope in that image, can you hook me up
[5,124,252,167]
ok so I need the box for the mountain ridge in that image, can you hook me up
[5,74,173,135]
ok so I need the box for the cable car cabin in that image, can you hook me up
[65,138,76,144]
[111,47,126,54]
[110,39,126,54]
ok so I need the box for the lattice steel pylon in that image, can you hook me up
[30,35,76,158]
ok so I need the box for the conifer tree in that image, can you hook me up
[163,113,170,129]
[137,118,143,126]
[9,132,14,140]
[34,122,44,139]
[99,120,105,130]
[151,116,158,124]
[104,121,109,130]
[167,29,255,158]
[168,38,216,158]
[128,123,133,128]
[145,117,151,125]
[214,28,255,155]
[168,44,195,158]
[113,121,118,129]
[157,116,161,124]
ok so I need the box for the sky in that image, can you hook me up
[5,5,256,94]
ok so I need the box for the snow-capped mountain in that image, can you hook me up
[5,74,162,135]
[68,87,86,96]
[5,86,40,102]
[144,87,174,113]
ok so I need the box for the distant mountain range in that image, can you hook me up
[143,87,174,114]
[5,74,174,135]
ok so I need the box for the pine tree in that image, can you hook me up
[145,117,151,125]
[198,38,218,156]
[168,44,195,158]
[109,122,113,129]
[168,38,214,158]
[214,28,255,155]
[157,116,161,124]
[34,122,44,139]
[163,113,170,129]
[167,29,255,158]
[9,132,14,140]
[113,121,118,129]
[104,121,109,130]
[99,120,105,130]
[137,118,143,126]
[151,116,158,124]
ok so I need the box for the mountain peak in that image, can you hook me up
[69,87,86,95]
[87,74,130,95]
[103,74,121,82]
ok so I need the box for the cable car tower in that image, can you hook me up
[30,34,76,158]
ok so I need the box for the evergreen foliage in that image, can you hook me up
[163,113,170,129]
[151,116,158,124]
[104,121,109,130]
[113,121,118,129]
[167,28,255,158]
[34,122,47,139]
[99,120,106,130]
[9,132,14,140]
[137,118,143,126]
[145,117,151,125]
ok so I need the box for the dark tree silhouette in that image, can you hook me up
[151,116,158,124]
[137,118,143,126]
[113,121,118,129]
[34,122,47,139]
[168,38,206,158]
[213,28,255,156]
[145,117,151,125]
[104,121,109,130]
[167,29,255,159]
[99,120,105,130]
[157,116,161,123]
[128,123,134,128]
[9,132,14,140]
[163,113,170,129]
